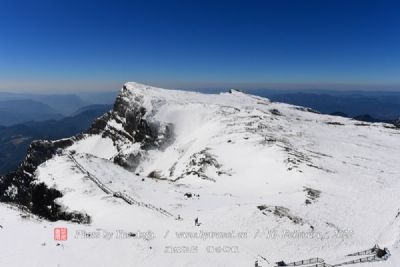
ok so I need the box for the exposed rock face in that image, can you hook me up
[115,85,174,149]
[0,139,90,223]
[180,148,224,182]
[90,85,175,170]
[89,112,113,135]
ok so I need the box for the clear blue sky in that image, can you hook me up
[0,0,399,92]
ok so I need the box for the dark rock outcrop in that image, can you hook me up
[96,85,175,170]
[0,139,90,223]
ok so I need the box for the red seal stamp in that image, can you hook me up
[54,227,68,241]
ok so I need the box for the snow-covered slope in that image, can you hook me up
[1,82,400,267]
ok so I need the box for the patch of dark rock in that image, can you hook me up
[260,137,276,146]
[276,260,287,266]
[101,126,134,143]
[216,170,231,176]
[227,139,232,143]
[184,192,199,199]
[305,108,320,114]
[326,121,344,126]
[306,163,333,173]
[168,162,178,177]
[147,170,164,180]
[257,205,304,225]
[355,123,370,126]
[305,150,333,158]
[178,148,226,182]
[269,109,282,116]
[89,112,112,135]
[293,107,320,114]
[384,124,398,129]
[194,150,221,168]
[283,147,313,171]
[257,205,268,211]
[304,187,321,204]
[256,101,269,106]
[184,171,216,182]
[114,152,142,171]
[395,210,400,219]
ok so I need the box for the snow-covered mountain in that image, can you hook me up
[1,82,400,267]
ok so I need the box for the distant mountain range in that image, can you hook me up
[0,104,111,175]
[0,99,63,126]
[0,92,89,115]
[0,91,118,126]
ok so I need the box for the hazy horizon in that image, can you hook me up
[2,80,400,94]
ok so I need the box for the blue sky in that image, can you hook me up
[0,0,399,92]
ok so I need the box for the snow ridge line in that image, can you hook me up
[67,153,173,217]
